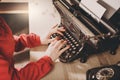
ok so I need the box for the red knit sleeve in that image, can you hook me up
[0,56,12,80]
[37,56,53,79]
[14,33,41,52]
[19,56,53,80]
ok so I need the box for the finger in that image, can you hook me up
[57,27,65,32]
[56,31,64,36]
[53,40,64,48]
[48,37,58,43]
[52,24,58,29]
[49,40,57,46]
[59,45,70,54]
[58,40,67,50]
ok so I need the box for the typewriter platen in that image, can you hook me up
[52,0,120,63]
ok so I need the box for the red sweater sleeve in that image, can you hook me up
[37,56,53,79]
[0,56,12,80]
[19,56,53,80]
[14,33,41,52]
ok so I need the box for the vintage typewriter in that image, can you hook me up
[52,0,120,63]
[86,62,120,80]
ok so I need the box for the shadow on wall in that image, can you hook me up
[0,14,30,63]
[14,49,30,64]
[0,14,29,35]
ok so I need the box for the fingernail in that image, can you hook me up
[56,37,60,40]
[61,33,64,36]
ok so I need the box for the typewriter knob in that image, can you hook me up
[80,53,89,63]
[80,58,87,63]
[110,51,116,55]
[80,56,87,63]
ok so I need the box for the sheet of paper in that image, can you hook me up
[102,0,120,10]
[79,0,106,22]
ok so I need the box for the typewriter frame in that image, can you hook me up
[53,0,120,63]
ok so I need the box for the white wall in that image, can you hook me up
[29,0,61,37]
[0,0,28,2]
[80,0,106,22]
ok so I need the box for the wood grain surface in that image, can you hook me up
[30,46,120,80]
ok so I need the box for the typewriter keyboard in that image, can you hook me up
[51,28,84,63]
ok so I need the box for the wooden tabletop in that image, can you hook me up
[30,46,120,80]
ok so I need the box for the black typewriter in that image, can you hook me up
[86,62,120,80]
[52,0,120,63]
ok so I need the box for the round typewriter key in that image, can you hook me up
[76,44,79,47]
[71,37,74,40]
[65,53,70,59]
[73,47,76,50]
[69,48,72,51]
[72,51,76,54]
[72,39,75,42]
[72,45,75,48]
[67,34,70,36]
[75,41,78,44]
[69,36,72,38]
[76,52,79,54]
[65,55,69,59]
[66,32,69,34]
[69,55,72,58]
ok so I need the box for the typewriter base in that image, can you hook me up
[59,37,120,63]
[80,37,119,63]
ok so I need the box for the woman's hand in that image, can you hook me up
[45,39,70,61]
[41,24,65,45]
